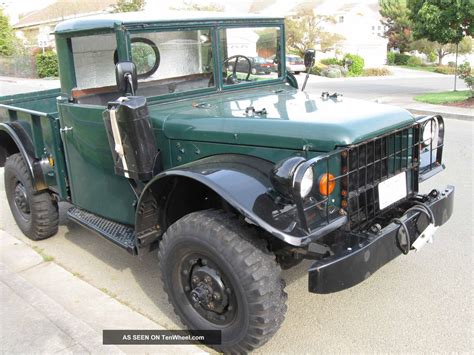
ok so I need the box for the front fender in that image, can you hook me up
[135,154,312,246]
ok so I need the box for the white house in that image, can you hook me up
[314,1,388,67]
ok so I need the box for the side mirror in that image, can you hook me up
[304,49,316,68]
[115,61,138,96]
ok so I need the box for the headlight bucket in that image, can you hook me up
[270,156,306,199]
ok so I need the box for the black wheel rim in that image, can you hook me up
[179,253,238,326]
[14,181,30,220]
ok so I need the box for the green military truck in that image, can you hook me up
[0,12,454,353]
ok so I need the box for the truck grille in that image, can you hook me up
[341,126,420,231]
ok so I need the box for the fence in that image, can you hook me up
[0,55,37,78]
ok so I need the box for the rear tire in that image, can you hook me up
[159,210,287,353]
[4,153,58,240]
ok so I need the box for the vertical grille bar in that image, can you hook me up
[344,126,418,231]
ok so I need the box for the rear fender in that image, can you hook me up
[0,123,47,191]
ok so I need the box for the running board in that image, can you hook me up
[67,207,137,255]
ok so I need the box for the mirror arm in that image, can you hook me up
[125,73,135,96]
[301,58,314,91]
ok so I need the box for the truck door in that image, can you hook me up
[57,33,136,225]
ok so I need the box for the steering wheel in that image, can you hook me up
[222,55,252,84]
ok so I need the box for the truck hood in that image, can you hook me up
[150,85,415,152]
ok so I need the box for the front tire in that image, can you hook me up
[159,210,287,353]
[4,153,58,240]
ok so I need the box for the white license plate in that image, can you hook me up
[378,172,407,210]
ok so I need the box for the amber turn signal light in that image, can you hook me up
[319,173,335,196]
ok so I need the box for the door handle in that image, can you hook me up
[60,126,73,133]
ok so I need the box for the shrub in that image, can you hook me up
[458,62,473,94]
[427,52,437,63]
[447,61,456,67]
[35,51,58,78]
[310,63,324,75]
[387,51,396,65]
[320,58,343,66]
[344,53,364,76]
[407,56,423,66]
[394,53,410,65]
[363,67,392,76]
[321,65,343,78]
[434,66,456,75]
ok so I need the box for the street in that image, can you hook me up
[296,67,468,106]
[0,74,473,353]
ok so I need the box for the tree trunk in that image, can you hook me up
[437,49,445,66]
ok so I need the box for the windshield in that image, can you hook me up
[219,27,282,86]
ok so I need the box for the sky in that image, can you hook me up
[2,0,379,23]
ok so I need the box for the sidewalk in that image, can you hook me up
[375,96,473,121]
[0,230,207,354]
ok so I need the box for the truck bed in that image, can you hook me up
[0,88,61,115]
[0,88,68,198]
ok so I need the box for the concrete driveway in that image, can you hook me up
[0,117,472,352]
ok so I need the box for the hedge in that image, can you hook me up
[394,53,410,65]
[36,51,59,78]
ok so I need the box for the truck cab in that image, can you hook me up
[0,12,454,353]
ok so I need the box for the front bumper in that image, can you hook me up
[308,185,454,294]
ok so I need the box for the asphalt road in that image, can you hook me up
[296,67,468,105]
[0,118,472,353]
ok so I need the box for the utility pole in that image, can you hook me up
[454,42,458,91]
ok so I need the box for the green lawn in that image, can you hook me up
[400,65,437,73]
[414,90,472,104]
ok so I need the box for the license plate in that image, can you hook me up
[378,172,407,210]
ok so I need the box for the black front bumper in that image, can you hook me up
[308,185,454,294]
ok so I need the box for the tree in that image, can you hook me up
[285,11,342,57]
[412,37,473,65]
[407,0,473,44]
[112,0,145,13]
[379,0,414,52]
[171,1,224,12]
[319,32,345,53]
[0,7,15,56]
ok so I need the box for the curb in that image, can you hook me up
[406,108,473,121]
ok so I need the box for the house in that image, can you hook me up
[12,0,116,49]
[250,0,388,67]
[310,1,388,67]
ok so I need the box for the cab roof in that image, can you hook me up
[54,11,284,34]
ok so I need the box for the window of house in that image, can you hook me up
[339,16,344,23]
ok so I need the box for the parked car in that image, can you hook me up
[227,55,275,75]
[0,12,454,353]
[286,54,306,74]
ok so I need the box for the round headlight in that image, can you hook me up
[299,166,314,198]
